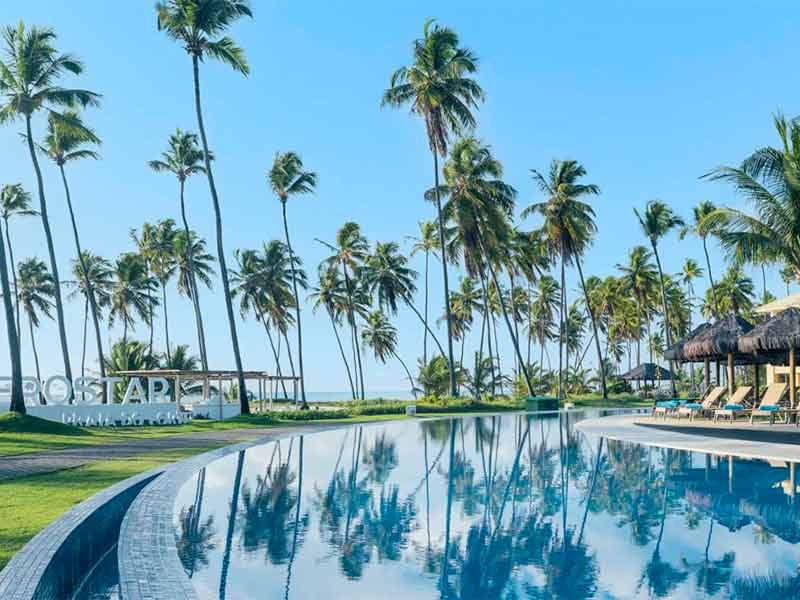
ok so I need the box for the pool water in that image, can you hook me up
[173,411,800,599]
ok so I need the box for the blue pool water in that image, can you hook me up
[171,411,800,599]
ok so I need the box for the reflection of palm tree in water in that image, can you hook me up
[219,450,245,600]
[284,436,305,600]
[681,518,735,597]
[176,467,217,578]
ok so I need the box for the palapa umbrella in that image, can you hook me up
[621,363,675,381]
[683,314,755,397]
[739,307,800,407]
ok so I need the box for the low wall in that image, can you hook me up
[0,402,241,424]
[0,468,164,600]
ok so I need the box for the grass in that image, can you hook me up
[0,444,226,571]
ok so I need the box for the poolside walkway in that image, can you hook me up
[0,422,345,482]
[577,413,800,462]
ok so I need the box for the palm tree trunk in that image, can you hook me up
[256,306,289,399]
[28,316,42,404]
[146,265,155,356]
[342,262,365,400]
[281,200,307,407]
[81,297,88,381]
[281,330,298,385]
[328,308,356,399]
[348,314,361,400]
[406,300,446,359]
[162,281,171,362]
[26,115,72,394]
[651,241,677,396]
[575,256,607,398]
[510,275,521,374]
[393,351,418,399]
[558,249,566,402]
[191,54,248,414]
[477,271,497,395]
[3,218,21,338]
[702,236,719,317]
[423,249,429,366]
[431,151,458,396]
[0,220,24,413]
[179,179,209,371]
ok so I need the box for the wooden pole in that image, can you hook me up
[754,363,760,402]
[727,353,735,398]
[704,359,710,391]
[715,361,721,386]
[790,348,797,409]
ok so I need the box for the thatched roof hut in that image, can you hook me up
[683,314,754,361]
[663,323,711,362]
[621,363,675,381]
[738,307,800,355]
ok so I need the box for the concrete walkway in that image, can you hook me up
[0,422,344,481]
[577,414,800,462]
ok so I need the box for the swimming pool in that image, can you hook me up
[169,412,800,599]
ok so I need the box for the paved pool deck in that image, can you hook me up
[576,413,800,462]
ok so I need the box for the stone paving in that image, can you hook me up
[578,413,800,462]
[0,424,338,481]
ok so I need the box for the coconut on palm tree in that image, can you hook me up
[634,200,684,394]
[361,310,417,399]
[0,22,101,391]
[382,19,484,396]
[0,183,36,335]
[109,252,157,346]
[268,151,317,409]
[156,0,253,413]
[39,109,110,394]
[17,258,55,398]
[523,159,606,400]
[68,251,112,381]
[149,129,211,369]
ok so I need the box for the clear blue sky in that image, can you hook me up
[1,1,798,392]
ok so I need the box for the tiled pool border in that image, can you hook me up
[0,466,165,600]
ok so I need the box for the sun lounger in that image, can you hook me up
[713,386,754,422]
[652,399,685,418]
[676,386,726,421]
[749,383,789,424]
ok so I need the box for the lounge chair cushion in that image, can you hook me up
[683,403,703,410]
[755,405,781,412]
[656,401,679,408]
[722,403,744,410]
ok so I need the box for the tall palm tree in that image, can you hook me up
[310,265,357,399]
[0,23,101,388]
[704,115,800,290]
[156,0,254,413]
[109,252,157,346]
[449,276,482,367]
[409,221,439,365]
[17,258,55,395]
[634,200,684,395]
[149,129,210,370]
[617,246,658,367]
[433,136,534,393]
[39,109,110,390]
[131,222,161,353]
[173,229,215,336]
[361,310,417,399]
[68,251,112,380]
[0,183,35,335]
[523,159,606,400]
[0,210,23,412]
[382,19,484,396]
[680,201,721,316]
[150,220,178,361]
[268,151,317,408]
[529,274,560,371]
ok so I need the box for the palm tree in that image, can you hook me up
[38,109,110,391]
[634,200,684,395]
[704,115,800,291]
[0,215,23,412]
[109,252,157,346]
[702,266,755,317]
[523,159,606,400]
[361,310,417,399]
[131,222,161,353]
[156,0,254,413]
[149,129,210,370]
[162,344,199,371]
[150,220,178,361]
[68,252,112,380]
[617,246,658,367]
[529,274,560,371]
[680,201,721,315]
[433,136,534,393]
[268,151,317,408]
[382,19,484,396]
[17,258,54,395]
[173,229,215,346]
[0,23,101,388]
[409,221,439,365]
[449,276,482,367]
[0,183,35,335]
[309,265,357,399]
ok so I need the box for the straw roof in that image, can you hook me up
[738,307,800,354]
[663,323,711,362]
[682,314,754,360]
[620,362,675,381]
